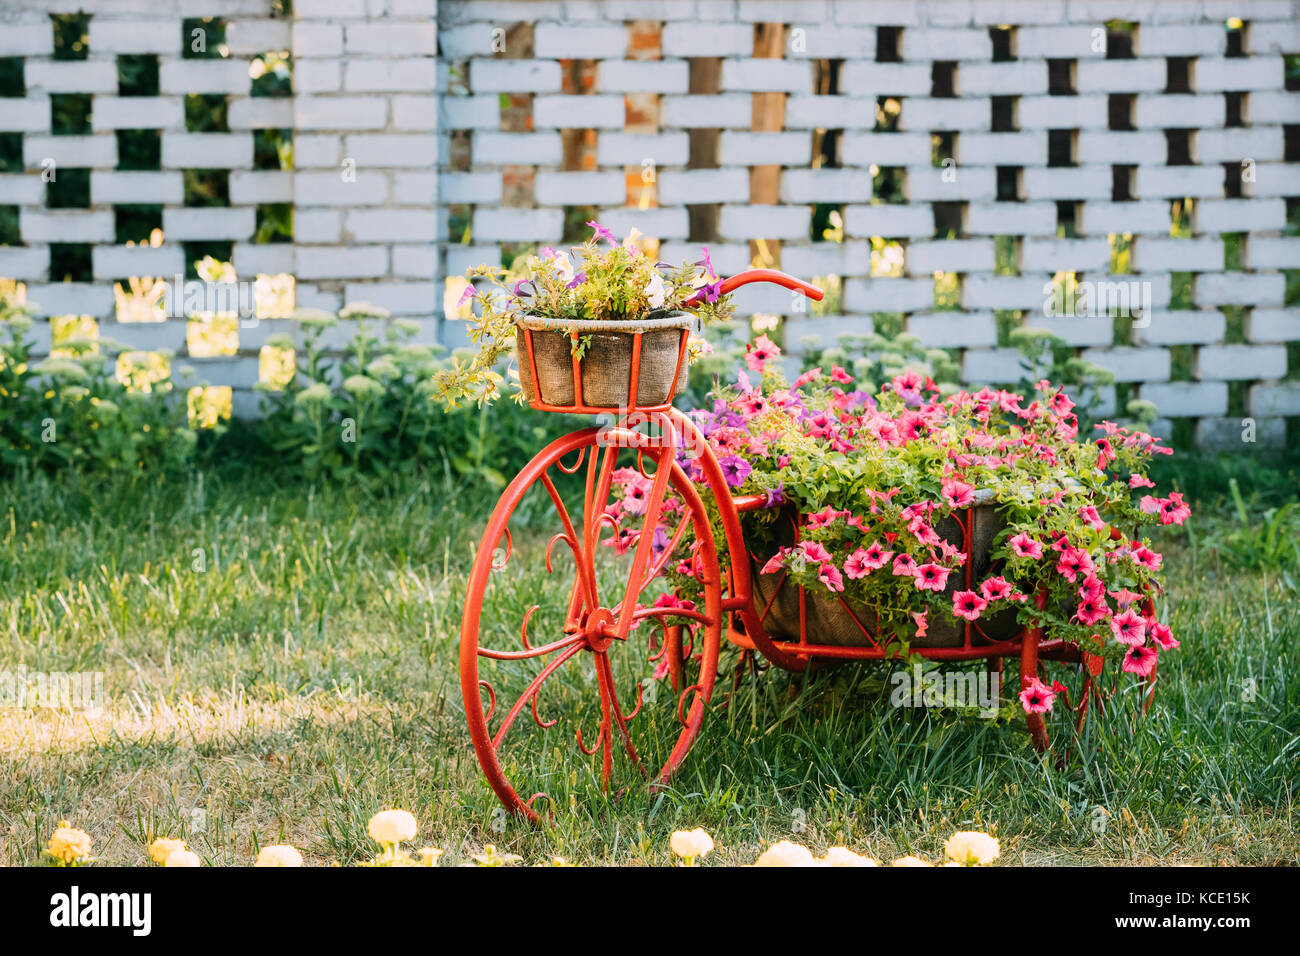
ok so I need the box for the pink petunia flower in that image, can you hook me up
[913,563,952,592]
[1110,608,1147,646]
[793,367,822,389]
[1009,532,1043,559]
[801,541,832,564]
[818,562,845,592]
[941,478,976,508]
[1129,473,1155,489]
[892,553,918,576]
[1019,677,1057,714]
[1131,545,1162,570]
[861,541,894,569]
[830,364,853,384]
[760,549,788,575]
[979,576,1013,601]
[1158,491,1191,526]
[844,549,871,580]
[745,334,782,373]
[1122,643,1159,677]
[1074,595,1111,627]
[1148,620,1178,650]
[952,590,988,621]
[1079,505,1106,531]
[912,610,929,639]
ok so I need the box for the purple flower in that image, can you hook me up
[700,246,717,280]
[456,284,475,306]
[763,483,785,508]
[539,246,559,259]
[566,271,587,289]
[511,279,533,297]
[651,527,670,554]
[719,454,752,489]
[586,220,617,245]
[701,280,722,304]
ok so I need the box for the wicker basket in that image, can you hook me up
[515,312,695,412]
[750,492,1022,648]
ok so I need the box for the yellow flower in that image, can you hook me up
[891,856,933,867]
[255,844,304,867]
[471,844,522,867]
[669,828,714,865]
[367,810,418,847]
[148,837,187,865]
[944,831,1000,866]
[417,847,444,867]
[47,821,93,866]
[821,847,878,867]
[164,849,201,867]
[753,841,819,867]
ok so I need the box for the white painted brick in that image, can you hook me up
[28,283,114,318]
[341,281,436,315]
[392,244,438,278]
[295,170,388,206]
[473,132,563,165]
[965,275,1049,310]
[229,170,293,204]
[1081,200,1173,235]
[90,171,184,205]
[901,28,990,61]
[844,203,935,239]
[1133,165,1223,198]
[345,22,438,55]
[294,209,342,243]
[721,58,814,93]
[187,357,261,390]
[534,24,627,59]
[963,347,1026,383]
[1077,130,1165,164]
[92,244,185,281]
[784,26,876,59]
[0,174,43,204]
[720,131,812,165]
[23,60,118,94]
[0,98,50,134]
[233,243,294,276]
[1019,95,1109,129]
[780,239,870,276]
[841,62,933,97]
[842,130,935,164]
[1195,57,1283,92]
[162,207,256,241]
[88,19,178,54]
[967,201,1058,235]
[909,165,997,202]
[293,22,344,57]
[1250,162,1300,198]
[159,59,250,95]
[1246,307,1300,343]
[907,310,998,347]
[446,244,503,277]
[0,247,48,282]
[900,98,992,131]
[1194,415,1284,448]
[738,0,829,19]
[91,96,185,131]
[658,169,750,204]
[344,133,439,168]
[1195,272,1285,308]
[394,171,438,204]
[719,204,810,240]
[294,59,342,93]
[0,23,54,57]
[1197,344,1288,380]
[225,20,293,56]
[472,207,564,242]
[780,169,875,203]
[958,61,1049,96]
[1017,26,1103,59]
[958,131,1048,166]
[661,242,747,274]
[1139,24,1227,56]
[345,58,438,93]
[907,238,996,274]
[1080,346,1171,382]
[25,134,116,168]
[1247,91,1300,125]
[19,210,114,244]
[1197,127,1284,163]
[535,171,626,205]
[1134,310,1226,345]
[662,94,760,128]
[470,59,562,93]
[1250,238,1300,270]
[436,94,491,130]
[661,23,753,58]
[783,95,877,130]
[599,60,691,94]
[296,246,389,280]
[439,25,497,58]
[1250,18,1300,53]
[969,0,1068,25]
[1250,382,1300,416]
[295,96,389,130]
[230,98,294,130]
[161,133,253,169]
[440,171,502,204]
[1076,59,1166,94]
[1031,315,1113,346]
[345,209,439,242]
[1132,237,1223,272]
[843,277,935,312]
[534,95,626,129]
[1135,94,1224,129]
[295,134,342,168]
[596,132,690,166]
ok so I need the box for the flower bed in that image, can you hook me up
[614,335,1188,713]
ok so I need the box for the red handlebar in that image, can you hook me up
[683,268,824,307]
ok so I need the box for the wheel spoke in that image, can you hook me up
[490,643,584,749]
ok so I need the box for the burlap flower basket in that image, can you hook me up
[751,491,1022,648]
[515,312,695,410]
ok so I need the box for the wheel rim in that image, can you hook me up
[460,427,722,821]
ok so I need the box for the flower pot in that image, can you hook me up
[515,312,695,412]
[750,493,1022,648]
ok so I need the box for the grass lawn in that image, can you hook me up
[1,466,1297,867]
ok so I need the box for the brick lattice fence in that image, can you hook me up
[1,0,1298,444]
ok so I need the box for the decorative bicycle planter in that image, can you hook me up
[459,269,1163,823]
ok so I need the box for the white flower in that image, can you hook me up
[753,841,820,867]
[552,253,575,282]
[368,810,418,846]
[669,828,714,862]
[821,847,877,867]
[164,849,202,867]
[254,844,303,867]
[645,272,667,309]
[891,855,933,867]
[944,831,1000,866]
